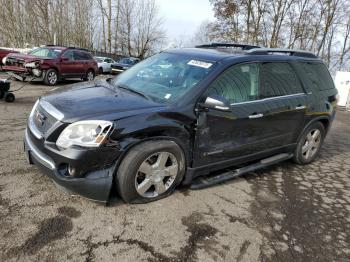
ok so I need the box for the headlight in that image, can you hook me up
[56,120,113,149]
[29,99,39,119]
[2,57,7,65]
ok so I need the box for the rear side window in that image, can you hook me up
[298,62,335,91]
[84,52,93,60]
[62,50,74,60]
[260,62,304,98]
[206,63,260,104]
[74,51,84,60]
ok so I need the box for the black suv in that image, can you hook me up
[24,43,337,203]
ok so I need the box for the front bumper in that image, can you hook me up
[5,70,46,82]
[24,128,116,202]
[111,68,124,74]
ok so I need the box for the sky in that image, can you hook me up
[155,0,215,43]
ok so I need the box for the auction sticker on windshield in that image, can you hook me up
[187,60,213,69]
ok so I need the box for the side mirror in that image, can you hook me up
[61,57,69,62]
[200,95,231,111]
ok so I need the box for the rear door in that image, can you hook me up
[194,62,307,167]
[258,62,308,147]
[73,51,88,75]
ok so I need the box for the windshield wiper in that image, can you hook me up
[117,84,151,100]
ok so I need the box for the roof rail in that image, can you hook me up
[67,46,90,52]
[196,43,260,51]
[247,48,318,58]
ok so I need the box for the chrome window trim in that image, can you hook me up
[40,100,64,121]
[230,93,306,106]
[25,129,55,170]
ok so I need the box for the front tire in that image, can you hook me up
[116,140,185,203]
[293,122,325,165]
[44,69,59,86]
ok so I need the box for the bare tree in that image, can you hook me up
[208,0,350,70]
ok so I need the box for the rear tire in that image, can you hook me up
[44,69,59,86]
[116,140,186,203]
[83,70,95,81]
[293,122,325,165]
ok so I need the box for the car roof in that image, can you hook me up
[165,48,240,62]
[43,46,67,50]
[164,46,321,63]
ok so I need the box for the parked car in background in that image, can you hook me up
[94,56,115,74]
[24,43,337,203]
[111,57,140,74]
[0,48,19,70]
[2,45,98,85]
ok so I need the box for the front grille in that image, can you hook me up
[32,105,57,135]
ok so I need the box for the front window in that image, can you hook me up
[29,48,62,58]
[111,52,216,103]
[206,63,260,104]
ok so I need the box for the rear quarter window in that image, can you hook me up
[298,62,335,91]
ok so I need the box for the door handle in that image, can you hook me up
[295,105,306,110]
[249,113,263,119]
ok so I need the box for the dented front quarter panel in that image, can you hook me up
[108,107,196,167]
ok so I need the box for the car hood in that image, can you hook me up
[6,52,52,62]
[112,62,130,68]
[41,80,165,122]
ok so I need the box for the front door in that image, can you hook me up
[194,62,307,167]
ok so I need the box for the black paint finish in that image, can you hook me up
[24,47,337,201]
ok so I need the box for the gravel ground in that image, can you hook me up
[0,74,349,262]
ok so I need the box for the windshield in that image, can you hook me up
[111,52,215,103]
[119,58,133,64]
[29,48,62,58]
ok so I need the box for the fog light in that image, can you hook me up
[68,165,77,176]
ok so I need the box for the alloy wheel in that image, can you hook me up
[48,71,57,85]
[87,71,94,81]
[135,152,178,198]
[301,129,321,160]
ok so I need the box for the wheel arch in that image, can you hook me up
[109,133,190,199]
[118,134,190,168]
[297,116,330,142]
[87,67,96,74]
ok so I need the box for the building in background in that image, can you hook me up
[335,70,350,110]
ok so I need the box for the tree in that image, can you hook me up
[208,0,350,70]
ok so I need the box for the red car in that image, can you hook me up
[0,48,19,69]
[2,46,98,85]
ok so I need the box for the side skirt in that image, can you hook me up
[190,153,293,189]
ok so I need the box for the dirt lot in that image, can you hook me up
[0,74,350,262]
